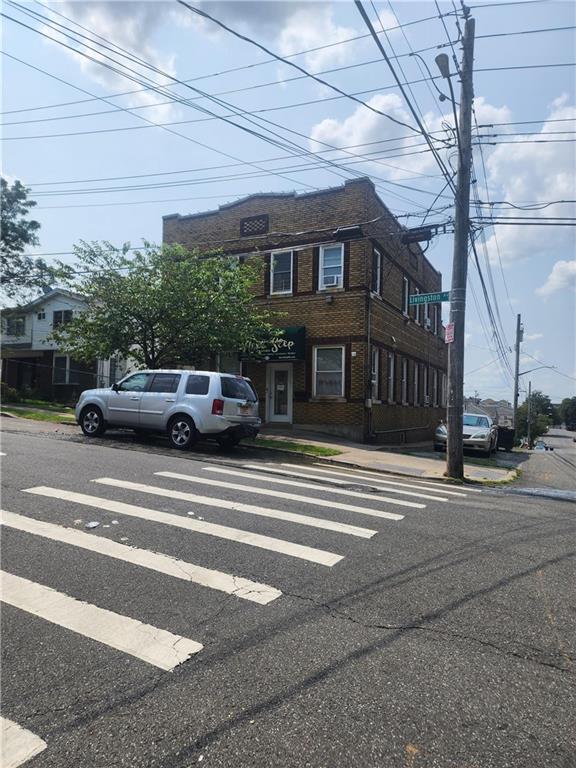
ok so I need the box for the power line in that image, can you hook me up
[176,0,422,136]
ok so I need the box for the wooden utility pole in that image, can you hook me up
[446,16,476,479]
[512,313,523,438]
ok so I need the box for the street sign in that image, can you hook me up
[409,291,450,305]
[445,322,455,343]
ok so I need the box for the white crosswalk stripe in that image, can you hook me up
[0,570,203,670]
[308,463,482,494]
[1,717,47,768]
[23,486,343,566]
[238,465,447,502]
[1,510,281,605]
[155,470,411,517]
[96,476,383,533]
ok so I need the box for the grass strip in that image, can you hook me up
[243,437,341,457]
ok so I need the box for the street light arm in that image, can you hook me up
[518,365,556,376]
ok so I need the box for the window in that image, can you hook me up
[319,244,344,290]
[423,365,429,405]
[401,358,408,404]
[463,414,490,428]
[387,352,395,403]
[221,376,257,402]
[270,250,293,294]
[37,310,46,321]
[186,374,210,395]
[149,373,181,393]
[372,249,382,294]
[314,346,344,397]
[414,289,422,324]
[53,356,67,384]
[424,301,431,330]
[432,305,439,335]
[53,309,73,327]
[53,355,82,385]
[402,276,409,315]
[371,347,379,400]
[413,362,419,405]
[118,372,151,392]
[6,316,25,336]
[441,372,447,407]
[432,369,439,406]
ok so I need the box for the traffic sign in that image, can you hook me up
[445,322,455,343]
[409,291,450,305]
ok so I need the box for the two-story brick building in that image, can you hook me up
[163,178,447,443]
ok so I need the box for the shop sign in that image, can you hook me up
[240,326,306,361]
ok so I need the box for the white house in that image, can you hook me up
[1,288,126,401]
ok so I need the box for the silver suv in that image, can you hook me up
[75,370,260,450]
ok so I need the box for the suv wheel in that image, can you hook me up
[168,416,198,450]
[80,406,106,437]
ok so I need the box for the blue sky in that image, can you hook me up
[3,0,575,402]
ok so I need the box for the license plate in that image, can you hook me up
[239,404,252,414]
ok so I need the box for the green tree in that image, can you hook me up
[0,178,51,299]
[558,396,576,427]
[516,389,554,444]
[50,241,279,368]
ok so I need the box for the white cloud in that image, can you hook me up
[536,260,576,297]
[483,96,576,266]
[524,333,544,341]
[45,1,179,121]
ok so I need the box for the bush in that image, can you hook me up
[1,382,22,403]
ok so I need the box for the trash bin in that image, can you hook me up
[497,426,515,452]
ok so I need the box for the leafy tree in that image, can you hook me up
[558,396,576,427]
[0,178,51,299]
[50,241,280,369]
[516,389,554,444]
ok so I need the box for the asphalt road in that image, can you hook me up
[1,426,575,768]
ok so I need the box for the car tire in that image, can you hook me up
[167,415,198,450]
[217,434,241,450]
[79,405,106,437]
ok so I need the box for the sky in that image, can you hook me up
[2,0,575,402]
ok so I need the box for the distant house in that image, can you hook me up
[465,397,513,426]
[1,289,124,402]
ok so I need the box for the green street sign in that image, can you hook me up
[409,291,450,305]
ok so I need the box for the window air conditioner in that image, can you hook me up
[324,275,340,287]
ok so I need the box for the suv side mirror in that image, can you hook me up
[111,382,119,392]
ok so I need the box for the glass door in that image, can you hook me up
[267,364,293,423]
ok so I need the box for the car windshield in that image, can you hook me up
[463,415,489,428]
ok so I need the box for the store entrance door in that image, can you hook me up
[266,363,293,423]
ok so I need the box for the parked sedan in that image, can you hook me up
[434,413,498,456]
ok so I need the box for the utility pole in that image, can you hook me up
[527,380,532,448]
[444,16,476,479]
[512,313,523,436]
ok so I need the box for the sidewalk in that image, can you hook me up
[260,427,517,483]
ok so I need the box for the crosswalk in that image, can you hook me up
[1,458,476,766]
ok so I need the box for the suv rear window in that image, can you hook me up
[220,376,257,402]
[186,374,210,395]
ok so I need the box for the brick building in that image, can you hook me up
[163,178,447,443]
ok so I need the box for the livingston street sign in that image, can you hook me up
[409,291,450,305]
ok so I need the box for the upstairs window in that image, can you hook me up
[53,309,73,327]
[402,276,409,315]
[401,358,408,404]
[371,249,382,294]
[6,316,25,336]
[319,244,344,290]
[270,250,293,294]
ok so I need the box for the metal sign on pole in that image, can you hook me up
[444,323,455,344]
[409,291,451,305]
